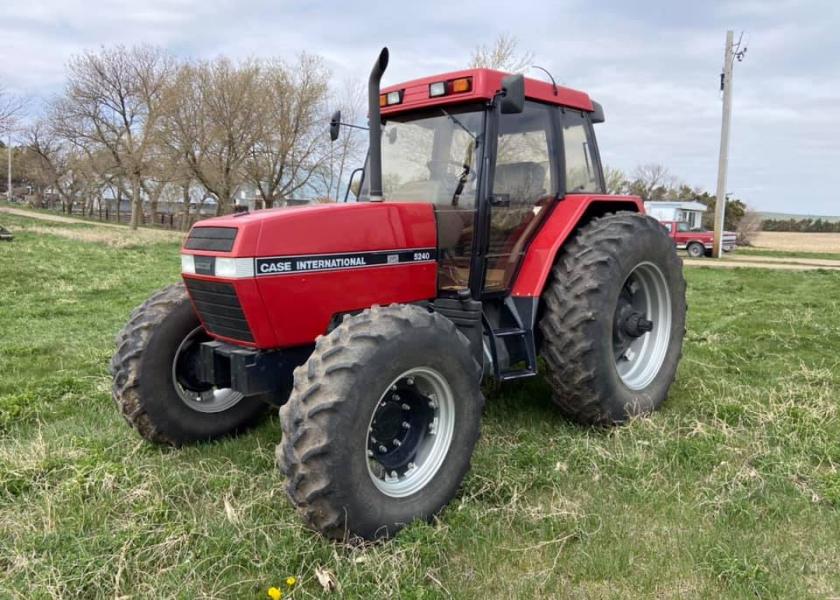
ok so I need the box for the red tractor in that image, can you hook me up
[111,49,686,540]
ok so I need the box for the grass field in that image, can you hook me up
[2,212,840,598]
[738,247,840,262]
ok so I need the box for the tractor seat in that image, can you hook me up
[488,161,547,255]
[493,162,546,201]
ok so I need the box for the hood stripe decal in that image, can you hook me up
[255,248,437,276]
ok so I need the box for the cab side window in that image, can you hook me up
[562,110,602,193]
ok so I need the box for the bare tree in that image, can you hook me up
[736,208,762,246]
[163,58,265,214]
[244,54,331,208]
[470,34,534,72]
[140,142,183,222]
[628,163,680,201]
[0,81,24,133]
[23,121,69,209]
[1,81,25,201]
[51,45,175,228]
[23,121,100,213]
[604,165,628,195]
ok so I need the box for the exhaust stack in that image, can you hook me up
[367,47,389,201]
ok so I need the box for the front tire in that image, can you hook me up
[111,283,273,446]
[278,304,484,540]
[539,213,686,425]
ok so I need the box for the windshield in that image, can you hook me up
[360,105,484,207]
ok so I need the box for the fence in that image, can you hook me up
[29,199,277,230]
[21,196,317,229]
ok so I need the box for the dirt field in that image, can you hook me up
[751,231,840,253]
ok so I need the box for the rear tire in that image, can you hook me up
[539,212,686,425]
[111,283,273,446]
[278,304,484,540]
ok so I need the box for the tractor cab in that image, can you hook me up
[339,64,606,298]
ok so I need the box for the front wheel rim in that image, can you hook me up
[366,367,456,498]
[612,262,673,390]
[171,326,244,413]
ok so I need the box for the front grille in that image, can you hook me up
[184,278,254,342]
[184,227,238,252]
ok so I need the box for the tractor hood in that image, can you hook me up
[182,202,438,258]
[179,202,439,349]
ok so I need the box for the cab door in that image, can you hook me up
[481,101,560,293]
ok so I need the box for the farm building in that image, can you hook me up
[644,201,708,229]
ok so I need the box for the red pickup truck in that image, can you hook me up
[661,221,737,258]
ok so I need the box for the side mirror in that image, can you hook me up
[329,110,341,141]
[500,73,525,114]
[591,100,605,124]
[349,170,363,198]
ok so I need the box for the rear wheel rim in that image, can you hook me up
[612,262,672,390]
[171,326,244,413]
[366,367,455,498]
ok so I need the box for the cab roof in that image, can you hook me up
[380,68,594,116]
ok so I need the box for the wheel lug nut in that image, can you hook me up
[402,421,410,429]
[367,449,373,457]
[378,445,387,453]
[392,394,401,401]
[401,403,410,410]
[393,439,402,447]
[406,377,414,386]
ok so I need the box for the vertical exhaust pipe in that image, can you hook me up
[367,47,389,201]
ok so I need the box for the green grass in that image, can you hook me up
[738,247,840,261]
[2,214,840,598]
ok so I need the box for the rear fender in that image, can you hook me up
[511,195,643,297]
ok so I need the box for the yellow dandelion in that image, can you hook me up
[267,586,282,600]
[286,576,297,587]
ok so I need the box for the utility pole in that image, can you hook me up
[6,130,10,203]
[713,30,746,257]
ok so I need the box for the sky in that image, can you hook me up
[1,0,839,215]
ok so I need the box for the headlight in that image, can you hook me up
[181,254,254,278]
[214,257,255,278]
[181,254,196,274]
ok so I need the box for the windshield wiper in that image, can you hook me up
[440,108,479,143]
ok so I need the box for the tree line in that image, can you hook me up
[605,164,749,229]
[761,218,840,233]
[2,46,365,229]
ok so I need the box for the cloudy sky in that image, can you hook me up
[2,0,838,215]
